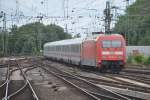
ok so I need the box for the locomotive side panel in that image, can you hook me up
[81,40,96,67]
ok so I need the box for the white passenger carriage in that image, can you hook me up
[43,38,84,65]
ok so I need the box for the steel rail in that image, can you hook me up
[69,74,150,93]
[80,67,150,88]
[3,63,10,100]
[0,65,7,68]
[40,60,149,100]
[107,73,150,85]
[0,64,10,88]
[39,65,101,100]
[42,60,150,93]
[2,64,38,100]
[61,70,130,100]
[0,58,38,100]
[123,69,150,75]
[16,62,39,100]
[57,73,120,100]
[0,64,36,87]
[120,72,150,80]
[34,59,149,99]
[119,73,150,84]
[37,62,130,100]
[6,82,28,99]
[24,66,38,73]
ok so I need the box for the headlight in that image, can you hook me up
[115,51,123,55]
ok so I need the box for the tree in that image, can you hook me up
[5,22,72,56]
[114,0,150,45]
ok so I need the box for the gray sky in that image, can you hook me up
[0,0,135,36]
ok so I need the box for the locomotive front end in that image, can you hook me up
[97,34,126,73]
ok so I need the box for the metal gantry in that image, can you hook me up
[104,1,112,34]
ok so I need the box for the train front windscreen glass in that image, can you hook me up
[102,40,122,48]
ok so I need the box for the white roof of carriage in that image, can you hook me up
[44,38,85,47]
[44,34,122,47]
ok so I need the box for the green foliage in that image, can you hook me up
[0,22,72,56]
[143,56,150,65]
[114,0,150,45]
[133,55,144,63]
[127,54,150,65]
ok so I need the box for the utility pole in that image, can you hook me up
[63,0,69,33]
[1,11,7,56]
[4,13,7,56]
[104,1,112,34]
[37,15,43,54]
[15,0,20,23]
[126,0,130,45]
[41,0,49,16]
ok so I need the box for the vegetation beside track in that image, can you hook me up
[127,54,150,67]
[114,0,150,45]
[0,23,72,56]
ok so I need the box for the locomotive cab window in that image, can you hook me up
[102,40,122,48]
[112,40,121,47]
[102,40,111,48]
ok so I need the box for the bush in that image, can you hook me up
[144,56,150,65]
[127,54,150,65]
[133,55,144,63]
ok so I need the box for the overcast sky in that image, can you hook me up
[0,0,135,36]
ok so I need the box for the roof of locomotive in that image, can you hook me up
[44,34,123,47]
[85,34,123,41]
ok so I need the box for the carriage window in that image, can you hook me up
[102,41,111,48]
[112,41,121,47]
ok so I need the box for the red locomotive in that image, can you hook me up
[44,34,126,73]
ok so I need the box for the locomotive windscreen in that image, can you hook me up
[102,40,121,48]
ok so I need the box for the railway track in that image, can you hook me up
[1,58,149,100]
[116,72,150,84]
[126,66,150,71]
[35,60,145,100]
[0,64,7,68]
[80,67,150,92]
[123,67,150,75]
[76,74,150,93]
[0,59,39,100]
[41,59,150,99]
[44,60,150,89]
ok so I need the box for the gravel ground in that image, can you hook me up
[0,68,7,80]
[7,81,34,100]
[42,60,150,99]
[0,59,91,100]
[43,60,100,79]
[28,67,91,100]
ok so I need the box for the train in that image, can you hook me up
[43,34,126,73]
